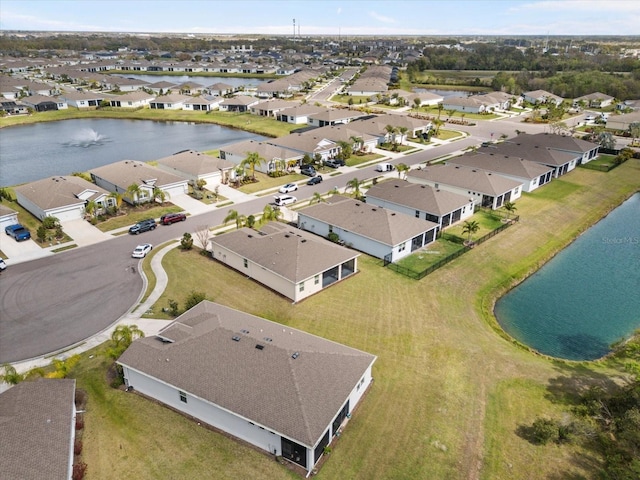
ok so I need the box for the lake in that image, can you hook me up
[0,119,265,187]
[495,193,640,361]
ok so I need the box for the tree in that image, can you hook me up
[337,140,352,161]
[110,324,144,352]
[462,220,480,244]
[597,131,616,150]
[384,124,398,146]
[152,186,168,204]
[180,232,193,250]
[0,363,23,385]
[309,192,324,205]
[346,177,364,199]
[503,201,517,219]
[260,204,282,225]
[49,355,80,378]
[396,163,410,179]
[413,97,422,110]
[224,209,244,229]
[397,126,409,145]
[125,183,141,205]
[108,191,123,212]
[36,225,47,243]
[241,152,264,181]
[184,291,206,311]
[628,122,640,146]
[85,200,97,218]
[194,225,210,251]
[350,135,363,154]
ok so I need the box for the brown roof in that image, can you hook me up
[407,164,523,196]
[155,149,234,176]
[0,379,76,480]
[299,196,438,246]
[448,152,554,180]
[14,175,110,210]
[117,301,376,447]
[366,178,473,216]
[220,139,303,162]
[89,160,186,189]
[210,222,359,283]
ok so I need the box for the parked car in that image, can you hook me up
[274,195,297,206]
[128,218,156,234]
[5,224,31,242]
[300,165,317,177]
[324,159,342,169]
[307,175,323,185]
[160,212,187,225]
[132,243,153,258]
[0,258,7,271]
[375,163,395,172]
[279,183,298,193]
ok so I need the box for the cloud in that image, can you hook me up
[514,0,640,13]
[368,10,396,24]
[337,7,342,14]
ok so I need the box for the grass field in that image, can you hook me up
[69,160,640,480]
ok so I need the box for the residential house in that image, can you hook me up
[145,81,179,95]
[407,164,523,210]
[149,93,191,110]
[21,94,67,112]
[109,91,154,108]
[307,109,366,127]
[275,103,325,124]
[209,222,360,302]
[440,94,507,114]
[219,139,304,173]
[14,175,115,221]
[365,178,475,231]
[521,89,564,106]
[266,133,340,163]
[0,379,76,480]
[606,110,640,131]
[89,160,188,205]
[155,149,235,185]
[117,300,376,475]
[206,82,234,96]
[447,152,554,192]
[349,113,432,144]
[0,204,19,231]
[218,95,260,112]
[0,100,29,115]
[58,90,109,108]
[183,95,222,112]
[250,99,299,117]
[403,90,444,107]
[298,196,439,263]
[574,92,615,109]
[300,124,379,153]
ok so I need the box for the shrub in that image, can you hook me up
[72,462,87,480]
[180,232,193,250]
[42,216,59,229]
[75,416,84,430]
[168,299,180,317]
[74,439,83,455]
[531,417,558,445]
[184,291,206,311]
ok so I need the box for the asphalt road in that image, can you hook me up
[0,113,558,364]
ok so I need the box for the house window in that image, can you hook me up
[328,225,333,233]
[398,243,406,252]
[314,275,320,285]
[299,283,305,292]
[179,391,187,403]
[415,210,420,218]
[243,258,248,268]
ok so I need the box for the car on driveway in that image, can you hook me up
[324,159,343,168]
[307,175,323,185]
[5,224,31,242]
[279,183,298,193]
[300,165,317,177]
[132,243,153,258]
[160,212,187,225]
[129,218,156,234]
[274,195,297,206]
[0,258,7,271]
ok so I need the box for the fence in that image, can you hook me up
[385,215,519,280]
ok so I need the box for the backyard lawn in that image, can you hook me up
[68,160,640,480]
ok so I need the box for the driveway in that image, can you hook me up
[0,234,50,266]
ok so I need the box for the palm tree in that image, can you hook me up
[503,201,517,220]
[152,186,168,204]
[432,118,444,137]
[413,97,422,110]
[260,204,282,225]
[346,177,364,199]
[107,324,144,360]
[224,209,245,229]
[397,126,409,145]
[437,102,444,119]
[108,191,124,212]
[396,163,410,179]
[125,183,141,205]
[349,135,363,154]
[384,124,397,146]
[462,220,480,245]
[0,363,24,385]
[309,192,324,205]
[241,152,265,181]
[85,199,97,218]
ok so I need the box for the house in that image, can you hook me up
[407,164,523,210]
[300,124,379,153]
[89,160,188,205]
[206,82,234,96]
[58,90,109,108]
[250,99,298,117]
[606,110,640,131]
[14,175,115,221]
[447,152,554,192]
[0,204,19,231]
[219,139,304,173]
[350,114,432,144]
[440,94,509,114]
[145,80,179,94]
[275,103,325,124]
[499,132,599,170]
[365,179,475,231]
[218,95,260,112]
[117,301,376,475]
[21,94,67,112]
[574,92,615,109]
[155,149,235,185]
[298,196,439,263]
[0,100,29,115]
[149,93,190,110]
[210,222,359,302]
[109,91,154,108]
[521,89,564,106]
[182,95,222,112]
[0,379,76,480]
[403,90,444,107]
[307,109,366,127]
[266,133,340,163]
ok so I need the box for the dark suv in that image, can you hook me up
[160,212,187,225]
[129,218,156,234]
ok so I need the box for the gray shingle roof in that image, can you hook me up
[117,301,376,447]
[0,379,75,480]
[448,152,554,180]
[365,179,473,216]
[210,222,359,283]
[407,164,523,196]
[155,149,234,176]
[14,175,110,210]
[89,160,186,188]
[300,196,438,246]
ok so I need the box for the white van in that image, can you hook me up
[375,163,394,172]
[274,195,297,206]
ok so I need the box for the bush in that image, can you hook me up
[74,439,83,455]
[75,416,84,430]
[72,462,87,480]
[42,216,59,229]
[184,291,206,311]
[531,417,558,445]
[167,299,180,316]
[180,232,193,250]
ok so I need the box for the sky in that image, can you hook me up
[1,0,639,36]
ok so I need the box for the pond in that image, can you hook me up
[0,118,265,187]
[494,193,640,360]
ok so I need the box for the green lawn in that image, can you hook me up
[93,203,183,233]
[395,237,466,271]
[236,171,306,194]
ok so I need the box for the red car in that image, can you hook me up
[160,213,187,225]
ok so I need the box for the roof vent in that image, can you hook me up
[284,234,290,238]
[255,344,264,350]
[394,185,399,188]
[301,239,307,243]
[241,329,250,334]
[291,352,300,359]
[232,335,241,342]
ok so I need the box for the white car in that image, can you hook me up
[0,258,6,271]
[279,183,298,194]
[274,195,297,206]
[132,243,153,258]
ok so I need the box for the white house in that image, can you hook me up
[155,149,235,186]
[298,196,439,263]
[365,179,475,231]
[117,301,376,475]
[109,91,154,108]
[209,222,359,302]
[0,204,19,232]
[149,93,190,110]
